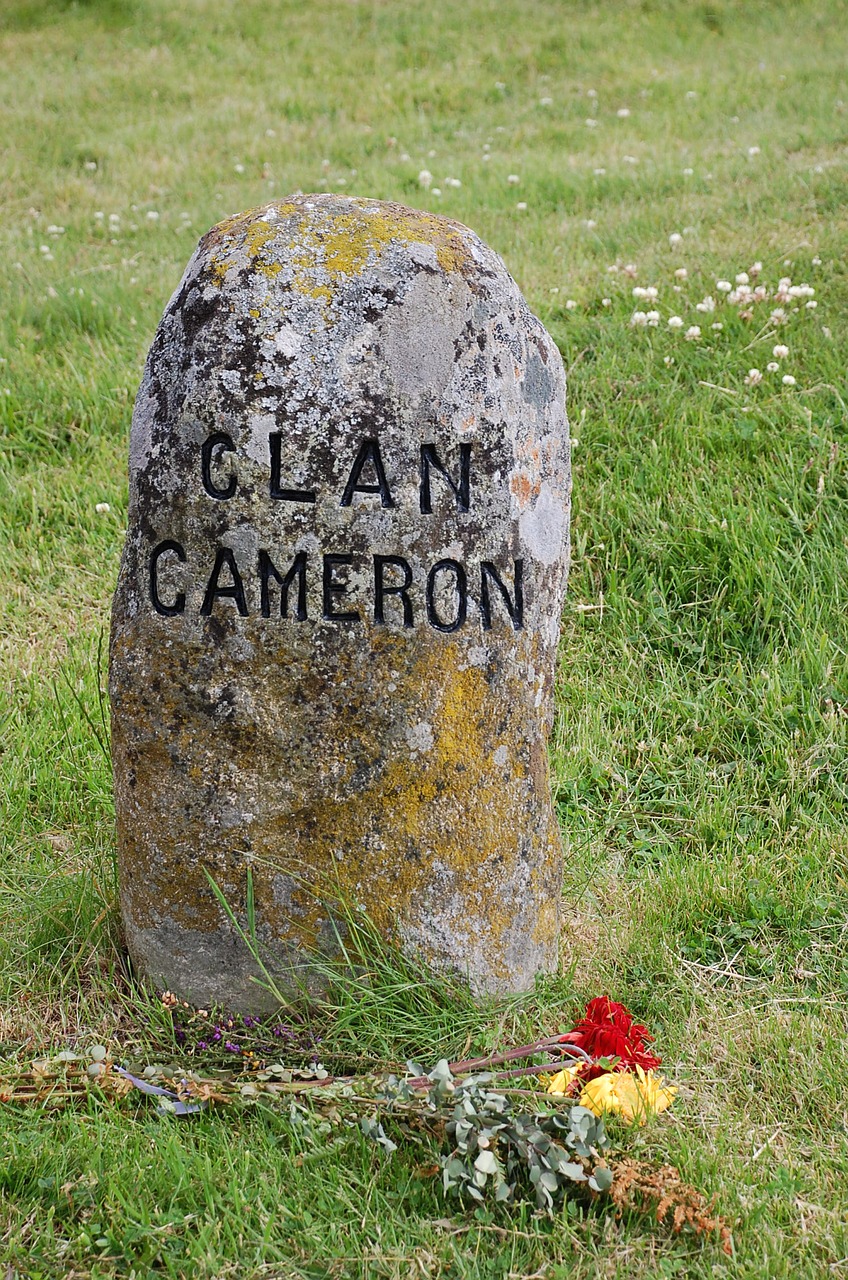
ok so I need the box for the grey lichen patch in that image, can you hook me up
[110,195,570,1009]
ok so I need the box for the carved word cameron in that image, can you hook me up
[149,434,525,634]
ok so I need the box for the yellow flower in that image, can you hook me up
[544,1063,583,1095]
[579,1066,676,1124]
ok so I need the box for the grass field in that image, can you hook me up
[2,0,848,1275]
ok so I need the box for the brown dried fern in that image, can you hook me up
[609,1157,733,1254]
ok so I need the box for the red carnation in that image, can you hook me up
[561,996,661,1075]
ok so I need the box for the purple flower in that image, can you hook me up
[212,1027,222,1043]
[197,1041,208,1050]
[224,1041,241,1053]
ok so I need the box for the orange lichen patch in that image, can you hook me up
[202,197,475,303]
[510,470,541,510]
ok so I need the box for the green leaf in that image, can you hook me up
[589,1166,614,1193]
[474,1150,498,1175]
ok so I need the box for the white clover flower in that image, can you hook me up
[788,283,815,297]
[770,309,787,325]
[607,264,619,274]
[696,296,716,312]
[766,361,780,372]
[39,244,51,255]
[669,232,684,246]
[748,145,761,156]
[540,96,553,106]
[507,174,520,184]
[587,88,598,98]
[664,355,675,365]
[735,272,749,285]
[516,201,527,211]
[601,297,611,307]
[623,155,637,164]
[683,166,694,176]
[646,310,660,326]
[146,210,160,221]
[95,502,111,514]
[744,368,763,385]
[686,90,697,100]
[594,167,606,175]
[585,118,598,128]
[623,263,638,278]
[617,107,631,117]
[46,224,65,236]
[108,213,120,225]
[716,280,732,292]
[565,299,578,309]
[94,211,104,220]
[674,267,688,279]
[446,177,462,188]
[630,310,649,327]
[584,219,597,229]
[823,326,832,338]
[782,375,796,386]
[773,343,789,358]
[234,163,245,174]
[668,315,684,329]
[711,322,724,331]
[684,325,701,340]
[812,255,822,265]
[750,261,763,276]
[806,299,817,308]
[418,169,433,188]
[752,285,769,302]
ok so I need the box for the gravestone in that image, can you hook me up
[110,195,570,1010]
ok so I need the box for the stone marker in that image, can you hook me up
[110,195,570,1009]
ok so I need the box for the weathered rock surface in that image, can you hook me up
[110,195,570,1009]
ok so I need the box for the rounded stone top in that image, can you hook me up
[196,194,510,311]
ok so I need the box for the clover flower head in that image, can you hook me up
[716,280,732,292]
[669,232,683,246]
[630,310,648,327]
[668,315,684,329]
[696,296,716,312]
[674,267,688,279]
[773,344,789,358]
[744,368,763,386]
[766,361,779,372]
[782,374,796,386]
[684,325,701,341]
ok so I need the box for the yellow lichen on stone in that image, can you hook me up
[202,197,474,303]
